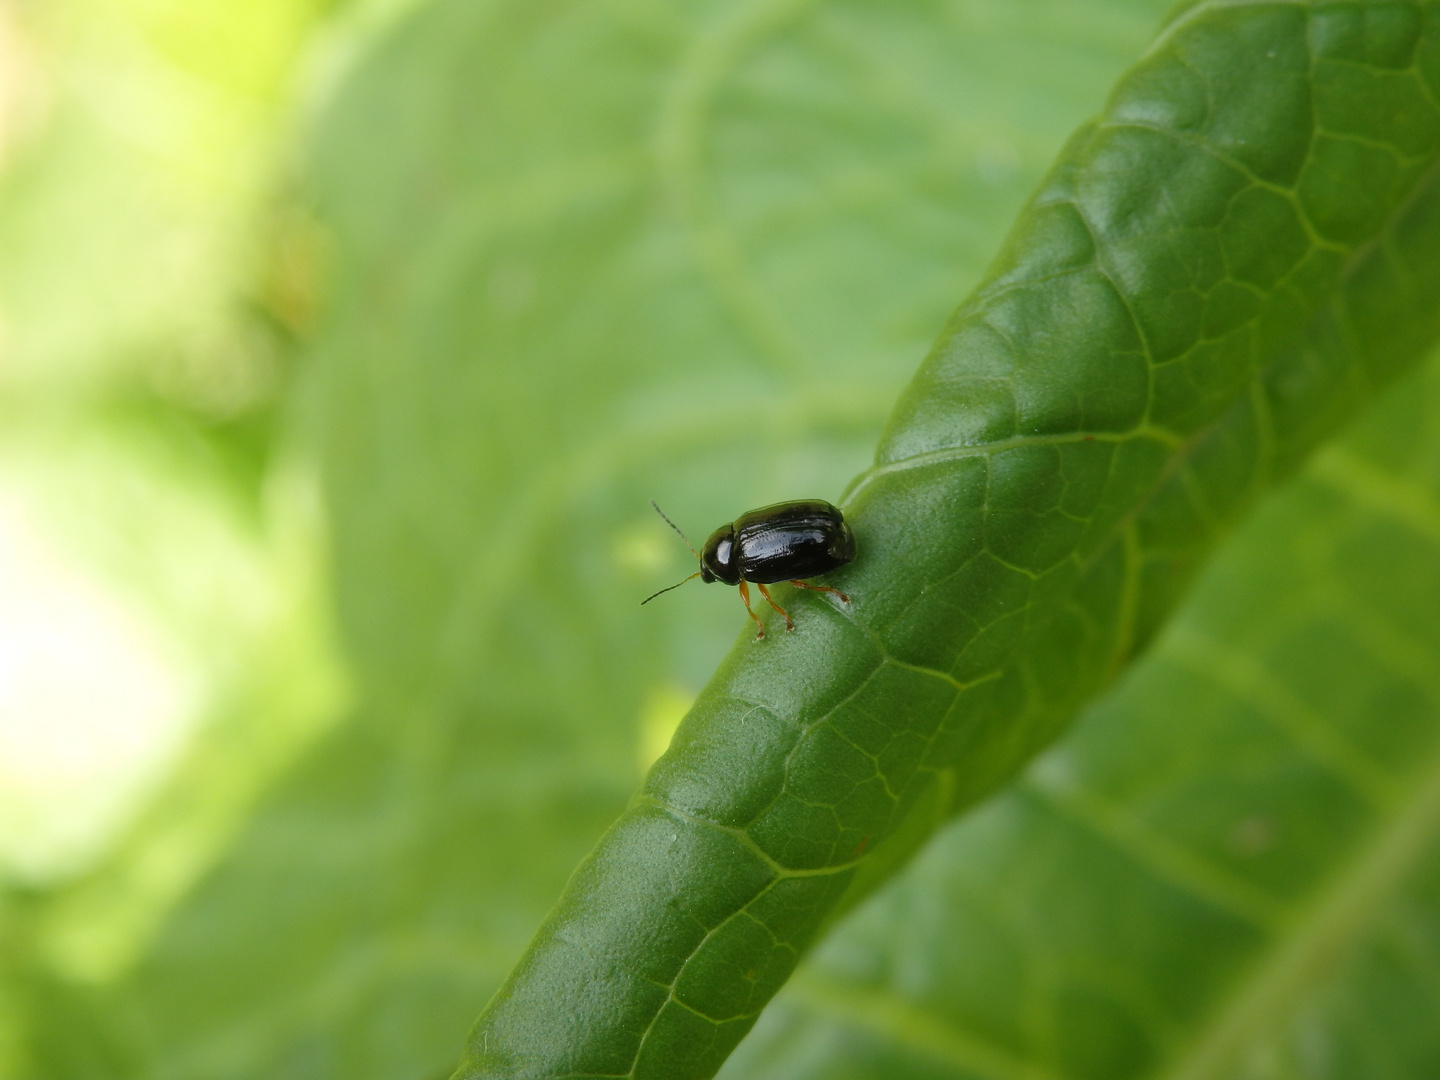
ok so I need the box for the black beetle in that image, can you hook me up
[641,499,855,639]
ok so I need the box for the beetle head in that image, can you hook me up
[700,524,740,585]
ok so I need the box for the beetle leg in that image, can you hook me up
[789,579,851,604]
[737,581,767,640]
[756,583,794,632]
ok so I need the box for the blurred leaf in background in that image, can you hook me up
[6,1,1440,1079]
[0,0,356,1050]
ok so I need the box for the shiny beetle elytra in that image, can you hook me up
[641,499,856,639]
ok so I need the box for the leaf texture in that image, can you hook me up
[723,354,1440,1080]
[459,3,1440,1077]
[18,4,1176,1078]
[20,3,1440,1080]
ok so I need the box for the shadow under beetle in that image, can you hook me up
[642,499,856,639]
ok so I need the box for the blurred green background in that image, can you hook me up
[8,0,1440,1078]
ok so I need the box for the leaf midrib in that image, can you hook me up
[786,974,1069,1080]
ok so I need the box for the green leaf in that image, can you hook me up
[17,2,1440,1080]
[458,4,1440,1076]
[722,355,1440,1080]
[16,2,1167,1077]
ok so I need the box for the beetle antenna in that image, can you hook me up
[650,500,699,558]
[641,571,702,606]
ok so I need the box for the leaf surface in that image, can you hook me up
[459,3,1440,1077]
[722,355,1440,1080]
[16,2,1165,1077]
[16,3,1440,1080]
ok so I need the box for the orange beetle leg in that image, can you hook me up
[789,579,851,604]
[737,581,766,640]
[756,583,793,632]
